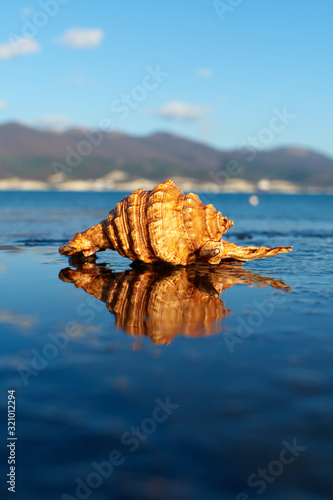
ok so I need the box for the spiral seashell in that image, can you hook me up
[59,180,292,265]
[59,262,291,345]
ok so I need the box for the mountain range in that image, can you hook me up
[0,122,332,188]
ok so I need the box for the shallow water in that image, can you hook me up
[0,191,333,500]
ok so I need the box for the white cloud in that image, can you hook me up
[197,68,212,78]
[155,101,209,121]
[56,28,104,48]
[0,100,6,111]
[0,37,40,60]
[34,115,73,131]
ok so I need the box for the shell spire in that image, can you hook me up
[59,180,292,265]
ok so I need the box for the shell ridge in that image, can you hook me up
[126,191,150,262]
[148,183,184,264]
[121,196,138,260]
[101,218,115,250]
[146,189,164,263]
[180,197,196,261]
[182,193,207,253]
[114,201,130,258]
[106,209,127,257]
[150,183,190,265]
[181,196,196,252]
[128,190,157,263]
[142,190,158,262]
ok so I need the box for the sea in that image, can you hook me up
[0,190,333,500]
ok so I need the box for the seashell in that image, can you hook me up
[59,180,292,265]
[59,262,291,345]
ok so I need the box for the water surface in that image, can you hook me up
[0,192,332,500]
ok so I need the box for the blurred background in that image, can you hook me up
[0,0,332,193]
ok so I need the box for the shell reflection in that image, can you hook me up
[59,263,291,345]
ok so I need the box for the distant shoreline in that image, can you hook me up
[0,176,332,194]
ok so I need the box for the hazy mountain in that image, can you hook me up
[0,122,332,187]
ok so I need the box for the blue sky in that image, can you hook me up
[0,0,332,157]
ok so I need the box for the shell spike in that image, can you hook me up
[59,222,112,257]
[221,240,293,261]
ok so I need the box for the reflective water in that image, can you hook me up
[0,191,332,500]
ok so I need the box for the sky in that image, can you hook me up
[0,0,332,157]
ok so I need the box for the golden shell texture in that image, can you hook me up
[59,179,292,265]
[59,263,291,345]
